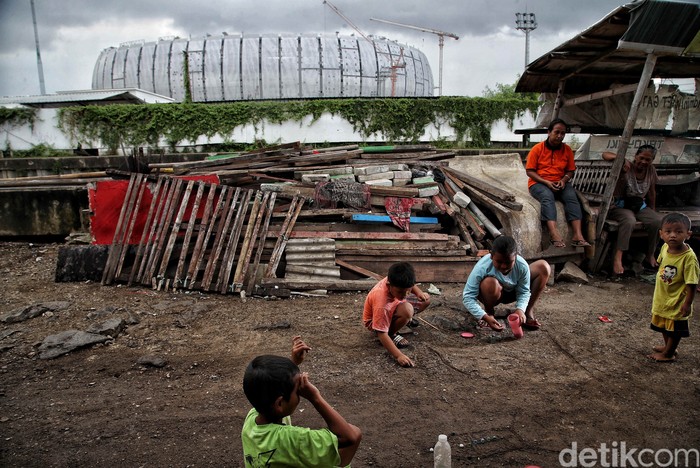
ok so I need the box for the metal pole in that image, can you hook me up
[30,0,46,95]
[515,12,537,70]
[524,30,530,68]
[438,34,444,96]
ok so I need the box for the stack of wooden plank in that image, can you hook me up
[96,142,519,293]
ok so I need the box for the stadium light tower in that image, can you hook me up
[515,12,537,69]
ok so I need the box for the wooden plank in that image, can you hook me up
[156,179,195,290]
[337,249,467,257]
[216,188,252,292]
[366,185,420,197]
[265,196,305,278]
[443,166,515,202]
[260,278,376,291]
[129,177,165,286]
[267,230,451,241]
[137,177,176,284]
[114,173,148,281]
[246,192,277,296]
[201,187,239,291]
[336,256,478,283]
[457,205,486,241]
[350,214,439,224]
[454,211,479,254]
[101,173,141,285]
[173,181,206,289]
[186,183,221,289]
[144,178,185,287]
[231,190,266,292]
[443,168,522,211]
[335,259,383,280]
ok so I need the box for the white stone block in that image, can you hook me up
[356,171,395,182]
[364,179,393,186]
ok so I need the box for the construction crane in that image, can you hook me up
[323,1,405,96]
[323,0,373,45]
[370,17,459,96]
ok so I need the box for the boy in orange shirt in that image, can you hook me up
[362,262,430,367]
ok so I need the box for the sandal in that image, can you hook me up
[571,239,591,247]
[550,239,566,248]
[522,318,541,330]
[392,334,410,348]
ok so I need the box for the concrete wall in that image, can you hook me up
[0,187,88,237]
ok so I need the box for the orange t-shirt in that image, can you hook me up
[525,141,576,188]
[362,277,405,333]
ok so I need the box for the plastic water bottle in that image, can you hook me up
[434,434,451,468]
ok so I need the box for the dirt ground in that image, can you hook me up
[1,241,699,467]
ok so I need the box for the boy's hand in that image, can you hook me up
[297,372,321,401]
[483,314,504,331]
[291,335,311,365]
[396,353,414,367]
[680,303,692,318]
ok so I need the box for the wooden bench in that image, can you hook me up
[570,159,640,272]
[571,159,700,273]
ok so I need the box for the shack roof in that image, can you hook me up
[515,0,700,94]
[0,89,174,108]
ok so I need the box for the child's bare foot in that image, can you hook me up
[648,352,676,362]
[652,345,678,357]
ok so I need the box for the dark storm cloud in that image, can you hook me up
[0,0,627,97]
[2,0,625,52]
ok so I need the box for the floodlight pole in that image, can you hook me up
[30,0,46,95]
[515,12,537,69]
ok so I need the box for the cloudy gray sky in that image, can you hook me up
[0,0,627,98]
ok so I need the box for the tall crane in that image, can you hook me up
[370,17,459,96]
[323,1,404,96]
[323,0,373,45]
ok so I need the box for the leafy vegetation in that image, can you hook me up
[10,143,72,159]
[57,96,539,153]
[0,107,38,129]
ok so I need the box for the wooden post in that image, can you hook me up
[596,53,658,236]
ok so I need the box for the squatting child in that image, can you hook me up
[362,262,431,368]
[241,336,362,467]
[649,212,699,362]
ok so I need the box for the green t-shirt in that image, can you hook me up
[241,407,341,467]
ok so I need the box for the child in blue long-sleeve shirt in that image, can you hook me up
[463,235,550,331]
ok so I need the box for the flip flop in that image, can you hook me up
[571,240,591,247]
[522,318,541,330]
[550,239,566,248]
[392,334,410,348]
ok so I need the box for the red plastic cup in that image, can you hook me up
[508,313,523,339]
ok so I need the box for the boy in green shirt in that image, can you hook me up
[242,336,362,467]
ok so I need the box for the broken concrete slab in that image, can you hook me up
[37,330,110,359]
[556,262,589,284]
[1,301,71,324]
